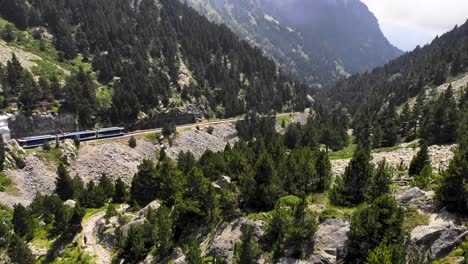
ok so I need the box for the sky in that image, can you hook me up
[361,0,468,51]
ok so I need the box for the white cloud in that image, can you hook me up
[361,0,468,51]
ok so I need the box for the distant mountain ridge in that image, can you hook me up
[182,0,403,85]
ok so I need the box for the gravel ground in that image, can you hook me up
[167,123,238,159]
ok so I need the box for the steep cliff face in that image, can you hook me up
[8,113,77,138]
[183,0,402,85]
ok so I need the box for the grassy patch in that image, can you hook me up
[329,136,356,160]
[31,225,53,250]
[96,85,113,111]
[319,208,348,222]
[276,113,297,127]
[83,207,107,223]
[49,242,94,264]
[402,207,430,234]
[31,59,66,80]
[35,148,63,169]
[144,132,162,145]
[246,211,273,223]
[307,192,355,217]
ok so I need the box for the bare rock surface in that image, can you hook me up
[202,217,265,263]
[167,123,238,159]
[410,211,468,259]
[82,211,112,264]
[72,139,157,183]
[313,218,350,262]
[396,187,435,210]
[0,40,40,71]
[4,154,56,206]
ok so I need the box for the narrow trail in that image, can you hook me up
[82,211,112,264]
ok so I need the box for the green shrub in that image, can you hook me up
[128,136,137,148]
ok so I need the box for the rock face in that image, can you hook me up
[313,218,350,263]
[396,187,435,211]
[410,211,468,259]
[8,112,77,138]
[203,217,265,263]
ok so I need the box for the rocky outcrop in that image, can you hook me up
[203,217,265,263]
[8,112,77,138]
[410,211,468,259]
[313,218,350,263]
[396,187,435,211]
[131,110,197,131]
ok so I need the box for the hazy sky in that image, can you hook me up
[361,0,468,51]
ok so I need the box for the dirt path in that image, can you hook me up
[82,212,112,264]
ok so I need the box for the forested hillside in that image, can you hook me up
[326,20,468,148]
[184,0,402,85]
[0,0,308,128]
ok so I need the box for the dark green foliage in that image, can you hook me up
[437,132,468,214]
[253,151,282,210]
[0,136,5,171]
[128,136,137,148]
[413,165,432,190]
[408,143,430,176]
[55,163,75,201]
[113,178,129,204]
[346,194,404,264]
[162,122,176,138]
[79,176,113,208]
[330,144,374,206]
[12,204,33,241]
[365,160,392,202]
[1,24,15,42]
[269,196,317,260]
[105,203,117,220]
[207,126,214,135]
[42,141,51,151]
[365,241,405,264]
[185,237,202,264]
[315,150,332,192]
[7,234,35,264]
[236,224,260,264]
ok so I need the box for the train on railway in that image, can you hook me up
[17,127,126,148]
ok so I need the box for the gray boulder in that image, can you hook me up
[411,211,468,259]
[204,217,265,263]
[397,187,435,210]
[313,218,350,263]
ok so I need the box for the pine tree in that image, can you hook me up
[365,160,392,202]
[128,136,137,148]
[413,165,432,190]
[346,194,404,264]
[12,204,34,241]
[437,134,468,214]
[254,151,282,210]
[114,178,129,204]
[330,144,374,206]
[365,241,405,264]
[55,163,75,201]
[236,224,260,264]
[409,143,430,176]
[0,136,5,171]
[7,235,35,264]
[315,150,331,192]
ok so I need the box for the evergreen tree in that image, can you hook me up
[408,143,430,176]
[7,235,35,264]
[114,178,129,204]
[413,165,432,190]
[0,136,5,171]
[315,150,331,192]
[365,160,392,202]
[254,151,282,210]
[236,224,260,264]
[330,144,374,206]
[98,174,115,201]
[55,163,75,201]
[12,204,34,241]
[128,136,137,148]
[365,241,405,264]
[437,134,468,214]
[346,194,404,264]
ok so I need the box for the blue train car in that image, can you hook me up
[97,127,125,139]
[17,135,57,148]
[58,131,97,141]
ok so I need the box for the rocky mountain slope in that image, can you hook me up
[183,0,402,85]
